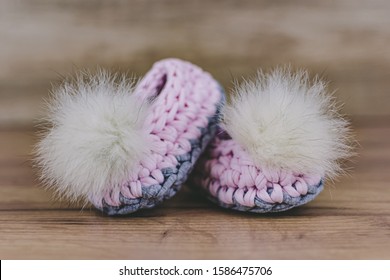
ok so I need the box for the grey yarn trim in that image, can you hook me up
[101,93,225,215]
[208,180,324,213]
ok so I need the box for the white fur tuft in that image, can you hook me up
[223,68,353,179]
[36,70,152,202]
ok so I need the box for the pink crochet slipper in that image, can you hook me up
[191,68,353,213]
[36,58,224,215]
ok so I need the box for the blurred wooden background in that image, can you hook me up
[1,0,389,126]
[0,0,390,259]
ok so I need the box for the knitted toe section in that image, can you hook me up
[102,107,223,215]
[94,59,225,215]
[191,128,324,213]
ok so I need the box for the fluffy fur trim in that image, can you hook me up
[222,67,353,179]
[35,70,152,202]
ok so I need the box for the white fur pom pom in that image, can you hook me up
[222,68,353,179]
[36,70,152,202]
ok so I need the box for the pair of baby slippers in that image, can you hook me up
[36,58,352,215]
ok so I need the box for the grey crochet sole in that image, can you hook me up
[208,180,324,213]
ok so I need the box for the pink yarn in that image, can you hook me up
[194,131,323,207]
[89,59,222,208]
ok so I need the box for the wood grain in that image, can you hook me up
[0,123,389,259]
[1,0,390,127]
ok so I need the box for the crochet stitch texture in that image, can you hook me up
[95,59,225,215]
[191,129,323,213]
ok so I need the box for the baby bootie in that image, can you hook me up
[36,58,224,215]
[191,68,353,213]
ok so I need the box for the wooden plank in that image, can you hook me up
[1,0,390,128]
[0,124,389,259]
[0,209,389,259]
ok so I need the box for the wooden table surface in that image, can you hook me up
[1,0,390,259]
[0,120,389,259]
